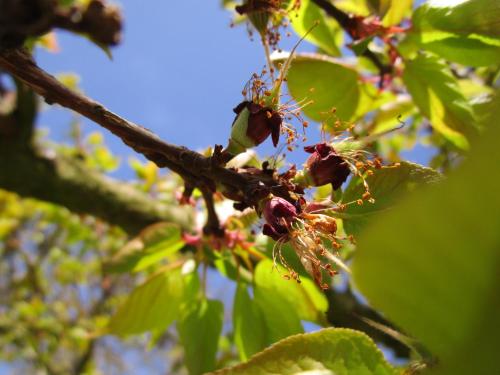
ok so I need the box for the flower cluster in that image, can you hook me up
[261,196,351,289]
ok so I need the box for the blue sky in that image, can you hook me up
[36,0,285,179]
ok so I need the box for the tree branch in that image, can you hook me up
[325,286,410,358]
[0,142,193,234]
[0,48,269,203]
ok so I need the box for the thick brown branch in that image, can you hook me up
[0,142,193,234]
[0,48,253,196]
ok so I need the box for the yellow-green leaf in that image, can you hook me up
[352,122,500,375]
[108,269,184,336]
[208,328,397,375]
[178,299,224,375]
[290,0,342,56]
[403,54,478,149]
[283,54,361,123]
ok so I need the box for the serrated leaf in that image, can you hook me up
[178,299,224,375]
[208,328,397,375]
[403,54,478,149]
[105,223,183,273]
[291,0,342,56]
[108,269,184,336]
[342,162,443,235]
[417,35,500,67]
[233,284,267,361]
[284,54,360,122]
[352,123,500,375]
[413,0,500,40]
[254,259,328,325]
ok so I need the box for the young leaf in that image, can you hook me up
[177,299,224,375]
[254,285,304,345]
[412,0,500,40]
[233,284,267,361]
[280,53,361,123]
[254,259,328,325]
[108,269,184,336]
[403,54,478,149]
[208,328,397,375]
[352,123,500,375]
[105,223,184,274]
[416,35,500,67]
[381,0,413,27]
[290,0,342,56]
[341,162,443,235]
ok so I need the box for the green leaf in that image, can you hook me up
[291,0,342,56]
[417,36,500,67]
[254,285,304,344]
[382,0,413,26]
[403,54,478,149]
[104,223,184,273]
[178,299,224,375]
[342,162,442,235]
[108,269,184,336]
[352,124,500,374]
[284,54,361,122]
[255,259,328,325]
[233,284,267,361]
[371,95,415,134]
[413,0,500,40]
[208,328,397,375]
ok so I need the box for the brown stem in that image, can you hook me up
[201,187,224,237]
[0,48,256,198]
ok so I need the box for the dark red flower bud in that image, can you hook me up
[227,101,282,155]
[235,1,280,35]
[262,197,297,240]
[302,143,350,190]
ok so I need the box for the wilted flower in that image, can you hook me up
[262,196,297,241]
[296,143,351,190]
[235,0,282,35]
[226,100,282,155]
[261,196,351,289]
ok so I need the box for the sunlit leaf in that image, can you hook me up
[254,285,304,344]
[417,36,500,67]
[281,53,361,123]
[105,223,184,273]
[254,259,328,325]
[233,284,267,361]
[341,162,443,235]
[403,54,478,149]
[208,328,397,375]
[382,0,413,26]
[291,0,342,56]
[108,269,184,336]
[178,299,224,375]
[352,123,500,375]
[412,0,500,40]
